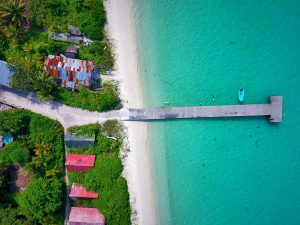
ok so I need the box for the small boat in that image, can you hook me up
[239,88,245,102]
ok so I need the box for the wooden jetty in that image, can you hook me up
[0,85,282,124]
[127,96,282,123]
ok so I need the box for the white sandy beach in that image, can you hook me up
[104,1,157,225]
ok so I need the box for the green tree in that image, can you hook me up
[95,136,122,154]
[54,81,122,112]
[0,206,26,225]
[25,143,61,177]
[0,0,26,28]
[99,177,131,225]
[27,113,64,178]
[0,162,8,202]
[7,44,59,95]
[0,141,31,166]
[17,177,63,220]
[44,0,67,17]
[84,154,123,190]
[22,42,33,53]
[48,39,67,55]
[67,123,100,137]
[98,81,122,111]
[29,113,64,145]
[0,109,30,134]
[4,24,26,47]
[0,33,7,59]
[83,0,92,8]
[9,54,39,91]
[0,110,66,224]
[101,120,125,140]
[33,71,57,100]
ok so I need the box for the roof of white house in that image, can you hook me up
[0,60,14,86]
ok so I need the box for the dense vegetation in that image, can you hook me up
[0,142,30,166]
[67,121,131,225]
[0,109,65,224]
[55,80,122,112]
[0,0,118,110]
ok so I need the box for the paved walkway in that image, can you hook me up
[0,85,129,129]
[128,96,282,122]
[0,85,282,129]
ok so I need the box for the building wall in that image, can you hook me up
[65,140,95,149]
[66,165,92,172]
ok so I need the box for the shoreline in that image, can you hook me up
[104,1,157,225]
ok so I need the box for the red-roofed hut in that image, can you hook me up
[65,154,95,172]
[69,183,98,200]
[69,207,105,225]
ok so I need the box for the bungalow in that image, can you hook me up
[69,183,98,200]
[44,55,94,89]
[0,60,15,87]
[49,31,93,46]
[69,207,105,225]
[49,32,82,44]
[65,154,96,172]
[65,46,78,59]
[65,131,95,149]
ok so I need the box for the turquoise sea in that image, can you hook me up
[132,1,300,224]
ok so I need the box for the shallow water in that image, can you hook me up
[133,1,300,224]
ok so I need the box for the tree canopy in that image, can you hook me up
[0,109,66,224]
[0,108,30,134]
[17,177,63,220]
[0,0,26,28]
[0,141,30,166]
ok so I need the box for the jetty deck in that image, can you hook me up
[127,96,282,122]
[0,85,282,126]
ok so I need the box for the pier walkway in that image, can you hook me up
[127,96,282,122]
[0,85,282,128]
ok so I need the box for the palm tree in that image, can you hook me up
[34,71,56,100]
[22,42,33,52]
[0,0,26,28]
[4,24,26,46]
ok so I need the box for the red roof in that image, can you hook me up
[44,55,94,88]
[65,154,95,172]
[69,183,98,199]
[69,207,105,225]
[44,55,94,73]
